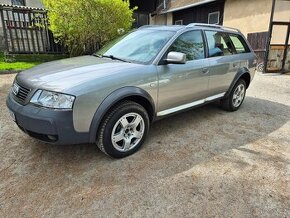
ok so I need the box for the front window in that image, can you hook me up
[98,29,176,64]
[11,0,25,6]
[168,30,205,61]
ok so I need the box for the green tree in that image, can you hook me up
[42,0,135,56]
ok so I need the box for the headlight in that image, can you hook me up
[30,90,75,109]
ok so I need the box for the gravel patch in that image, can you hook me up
[0,73,289,217]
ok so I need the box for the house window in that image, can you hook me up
[208,11,220,25]
[175,20,183,25]
[157,0,168,10]
[11,0,25,6]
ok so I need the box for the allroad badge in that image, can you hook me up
[12,83,20,96]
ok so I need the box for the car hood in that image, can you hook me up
[16,55,141,92]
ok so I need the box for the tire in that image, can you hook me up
[96,101,150,158]
[220,79,247,112]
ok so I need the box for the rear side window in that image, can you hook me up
[169,30,205,61]
[205,31,235,57]
[229,34,250,54]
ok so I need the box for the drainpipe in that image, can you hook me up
[264,0,276,73]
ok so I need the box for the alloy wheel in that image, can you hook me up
[111,113,145,152]
[232,84,246,108]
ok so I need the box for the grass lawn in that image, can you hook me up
[0,52,67,71]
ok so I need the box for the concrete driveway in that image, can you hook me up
[0,73,290,217]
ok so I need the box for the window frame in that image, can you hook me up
[175,20,183,25]
[228,33,251,54]
[208,11,220,25]
[158,30,207,65]
[203,30,238,58]
[11,0,26,6]
[169,30,206,62]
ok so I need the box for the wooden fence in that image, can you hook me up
[0,4,65,54]
[247,31,268,64]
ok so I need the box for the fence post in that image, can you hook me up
[0,6,9,53]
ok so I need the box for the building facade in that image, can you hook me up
[130,0,156,27]
[150,0,286,39]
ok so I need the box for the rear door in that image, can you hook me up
[228,33,255,72]
[205,30,240,96]
[157,30,209,115]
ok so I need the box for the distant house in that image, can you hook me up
[151,0,288,44]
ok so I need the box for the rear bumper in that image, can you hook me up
[6,92,90,145]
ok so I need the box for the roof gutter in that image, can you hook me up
[159,0,217,14]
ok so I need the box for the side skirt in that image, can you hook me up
[156,92,226,117]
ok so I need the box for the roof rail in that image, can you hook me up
[186,23,241,33]
[138,25,163,29]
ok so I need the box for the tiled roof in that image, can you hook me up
[0,4,46,11]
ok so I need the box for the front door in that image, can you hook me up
[157,30,209,115]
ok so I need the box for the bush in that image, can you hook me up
[43,0,135,57]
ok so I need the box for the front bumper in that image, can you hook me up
[6,92,90,145]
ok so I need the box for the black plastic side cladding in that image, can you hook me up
[88,87,156,143]
[225,70,251,98]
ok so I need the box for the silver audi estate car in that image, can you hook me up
[7,24,256,158]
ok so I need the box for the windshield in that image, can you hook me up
[97,29,176,64]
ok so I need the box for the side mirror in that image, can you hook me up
[165,52,187,64]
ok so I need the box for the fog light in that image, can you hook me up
[47,135,57,141]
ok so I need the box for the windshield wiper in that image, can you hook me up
[94,54,131,63]
[93,54,102,58]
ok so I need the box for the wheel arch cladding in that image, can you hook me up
[240,72,251,88]
[89,86,155,143]
[226,69,251,98]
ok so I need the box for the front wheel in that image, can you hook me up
[96,101,150,158]
[220,79,247,112]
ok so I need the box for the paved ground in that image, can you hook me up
[0,73,290,217]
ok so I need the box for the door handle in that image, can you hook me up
[202,68,209,74]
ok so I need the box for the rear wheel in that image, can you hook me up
[221,79,247,112]
[96,101,150,158]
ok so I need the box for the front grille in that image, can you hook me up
[12,82,31,103]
